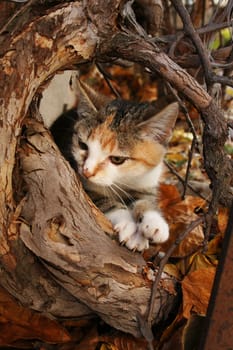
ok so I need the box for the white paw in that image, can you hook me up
[106,209,136,243]
[139,211,169,243]
[125,231,149,251]
[115,220,137,243]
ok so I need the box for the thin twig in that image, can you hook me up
[147,216,204,325]
[197,19,233,35]
[170,1,233,89]
[156,19,233,46]
[182,137,196,199]
[96,63,122,98]
[164,160,209,202]
[211,61,233,69]
[211,74,233,88]
[122,0,147,38]
[170,0,213,88]
[165,82,202,199]
[166,82,201,152]
[137,313,154,350]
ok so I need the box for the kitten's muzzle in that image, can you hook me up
[83,167,93,179]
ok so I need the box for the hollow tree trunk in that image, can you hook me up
[0,1,177,338]
[0,0,232,340]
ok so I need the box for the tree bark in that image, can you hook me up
[17,118,176,336]
[0,0,177,338]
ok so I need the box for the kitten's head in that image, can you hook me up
[72,80,179,189]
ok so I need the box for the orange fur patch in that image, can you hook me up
[90,114,117,153]
[130,140,165,167]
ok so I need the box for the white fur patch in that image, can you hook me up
[106,209,137,243]
[82,139,115,185]
[121,162,164,190]
[139,210,169,243]
[125,231,149,251]
[84,139,103,174]
[106,208,169,252]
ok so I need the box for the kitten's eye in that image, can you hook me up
[109,156,127,165]
[78,141,88,151]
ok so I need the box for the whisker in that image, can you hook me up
[104,186,116,207]
[109,185,127,208]
[115,180,133,190]
[112,183,134,203]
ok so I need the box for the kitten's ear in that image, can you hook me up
[70,74,111,115]
[138,102,179,144]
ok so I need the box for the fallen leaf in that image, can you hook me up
[100,343,118,350]
[206,233,222,256]
[177,251,218,276]
[181,267,216,319]
[163,263,182,280]
[159,185,206,259]
[158,311,185,350]
[217,207,229,234]
[159,183,181,207]
[99,333,149,350]
[0,286,71,346]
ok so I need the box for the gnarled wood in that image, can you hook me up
[0,1,177,337]
[18,119,177,336]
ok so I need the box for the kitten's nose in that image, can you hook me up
[83,167,93,178]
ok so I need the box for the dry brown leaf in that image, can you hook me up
[160,276,178,295]
[159,183,181,207]
[171,223,204,259]
[99,333,150,350]
[163,263,182,280]
[138,83,158,101]
[0,286,71,346]
[181,267,216,319]
[206,233,222,257]
[217,207,229,234]
[166,152,187,165]
[70,325,100,350]
[158,311,185,350]
[176,251,218,276]
[159,325,184,350]
[100,343,118,350]
[159,184,206,258]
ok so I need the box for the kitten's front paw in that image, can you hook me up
[125,231,149,251]
[139,211,169,244]
[115,220,137,244]
[106,209,136,244]
[115,220,149,251]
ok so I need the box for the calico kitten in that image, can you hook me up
[50,80,179,251]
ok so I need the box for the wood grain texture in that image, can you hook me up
[18,119,177,336]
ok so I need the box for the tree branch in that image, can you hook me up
[170,0,213,87]
[19,119,177,336]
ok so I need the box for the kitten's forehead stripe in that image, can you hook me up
[90,114,117,153]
